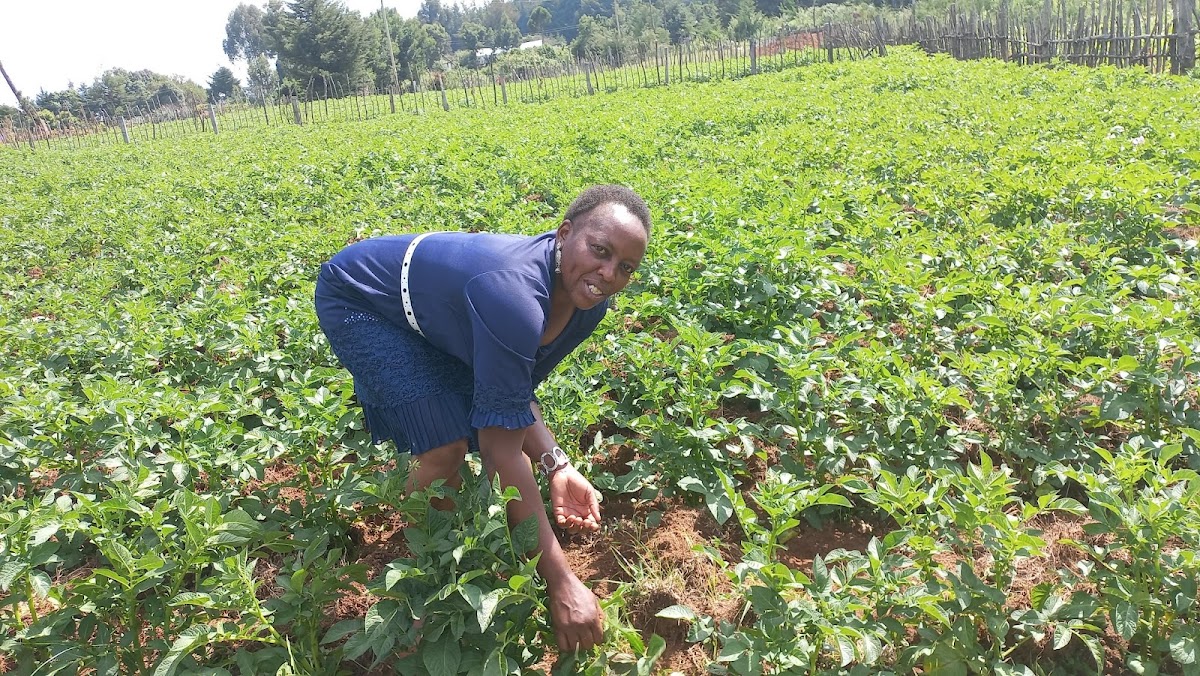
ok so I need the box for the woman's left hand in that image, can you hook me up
[549,466,601,533]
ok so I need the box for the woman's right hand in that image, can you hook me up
[547,573,603,653]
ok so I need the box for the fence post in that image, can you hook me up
[826,23,835,62]
[118,116,131,144]
[291,96,303,125]
[440,81,450,111]
[998,0,1010,61]
[259,87,270,125]
[585,61,595,94]
[1173,0,1196,74]
[208,104,219,135]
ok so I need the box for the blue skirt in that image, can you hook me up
[320,311,478,456]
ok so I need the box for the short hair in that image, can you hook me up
[562,185,652,237]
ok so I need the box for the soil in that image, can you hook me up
[243,460,310,507]
[779,517,888,573]
[547,505,744,673]
[314,486,1138,675]
[1163,225,1200,240]
[14,455,1140,675]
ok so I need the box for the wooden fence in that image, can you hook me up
[887,0,1197,73]
[2,0,1196,152]
[1,31,834,152]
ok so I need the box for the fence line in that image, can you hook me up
[885,0,1196,72]
[2,31,838,152]
[3,0,1196,152]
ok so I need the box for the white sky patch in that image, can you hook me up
[0,0,423,103]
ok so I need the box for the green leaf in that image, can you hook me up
[168,592,214,608]
[655,605,697,621]
[1079,634,1105,676]
[1171,628,1198,665]
[423,635,461,676]
[812,555,831,594]
[321,618,362,644]
[646,633,667,662]
[1113,601,1138,640]
[154,625,215,676]
[29,570,51,599]
[705,489,734,525]
[384,562,421,589]
[481,650,509,676]
[1052,623,1073,650]
[211,509,260,546]
[835,632,856,666]
[860,634,881,664]
[30,522,60,547]
[511,514,539,555]
[0,561,27,590]
[815,493,853,508]
[461,584,503,631]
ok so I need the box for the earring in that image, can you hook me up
[555,243,562,274]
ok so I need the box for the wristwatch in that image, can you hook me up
[538,446,571,476]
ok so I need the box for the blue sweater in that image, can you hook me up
[315,230,608,430]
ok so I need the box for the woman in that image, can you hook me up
[314,185,651,653]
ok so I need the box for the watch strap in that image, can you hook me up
[538,446,570,476]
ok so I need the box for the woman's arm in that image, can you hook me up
[477,426,603,652]
[525,402,601,533]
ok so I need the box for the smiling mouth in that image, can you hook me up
[585,282,604,297]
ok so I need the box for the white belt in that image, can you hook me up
[401,232,434,336]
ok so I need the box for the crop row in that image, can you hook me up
[2,49,1200,674]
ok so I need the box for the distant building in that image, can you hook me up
[519,39,544,50]
[475,47,502,61]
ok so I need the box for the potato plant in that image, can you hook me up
[3,48,1200,674]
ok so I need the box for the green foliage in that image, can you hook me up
[266,0,372,97]
[223,3,270,63]
[3,49,1200,673]
[528,6,553,36]
[26,68,208,122]
[208,67,242,102]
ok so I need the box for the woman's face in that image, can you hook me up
[556,204,648,310]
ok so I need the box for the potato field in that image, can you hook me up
[2,48,1200,675]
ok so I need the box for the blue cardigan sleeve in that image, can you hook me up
[462,270,544,430]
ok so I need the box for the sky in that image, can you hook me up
[0,0,424,104]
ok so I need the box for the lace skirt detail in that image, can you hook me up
[321,312,478,455]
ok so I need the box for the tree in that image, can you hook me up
[247,54,278,94]
[570,15,610,58]
[625,2,668,58]
[494,16,523,49]
[692,3,724,41]
[418,0,442,25]
[483,0,520,32]
[731,0,766,40]
[730,0,766,73]
[459,22,494,67]
[662,0,696,44]
[208,67,242,101]
[223,4,269,62]
[265,0,370,98]
[425,22,451,57]
[527,6,552,35]
[365,11,441,89]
